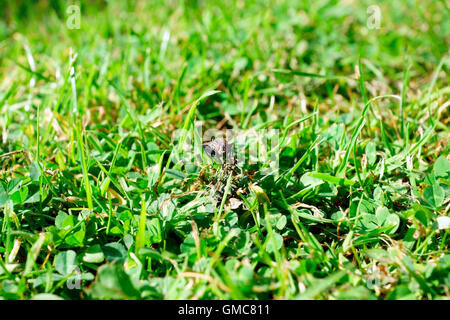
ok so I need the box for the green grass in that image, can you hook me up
[0,0,449,300]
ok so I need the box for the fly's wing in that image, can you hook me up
[224,141,235,164]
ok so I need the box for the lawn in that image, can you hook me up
[0,0,449,300]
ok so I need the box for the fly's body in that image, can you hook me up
[203,137,236,165]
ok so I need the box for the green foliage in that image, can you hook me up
[0,0,448,300]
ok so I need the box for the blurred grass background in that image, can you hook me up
[0,0,448,300]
